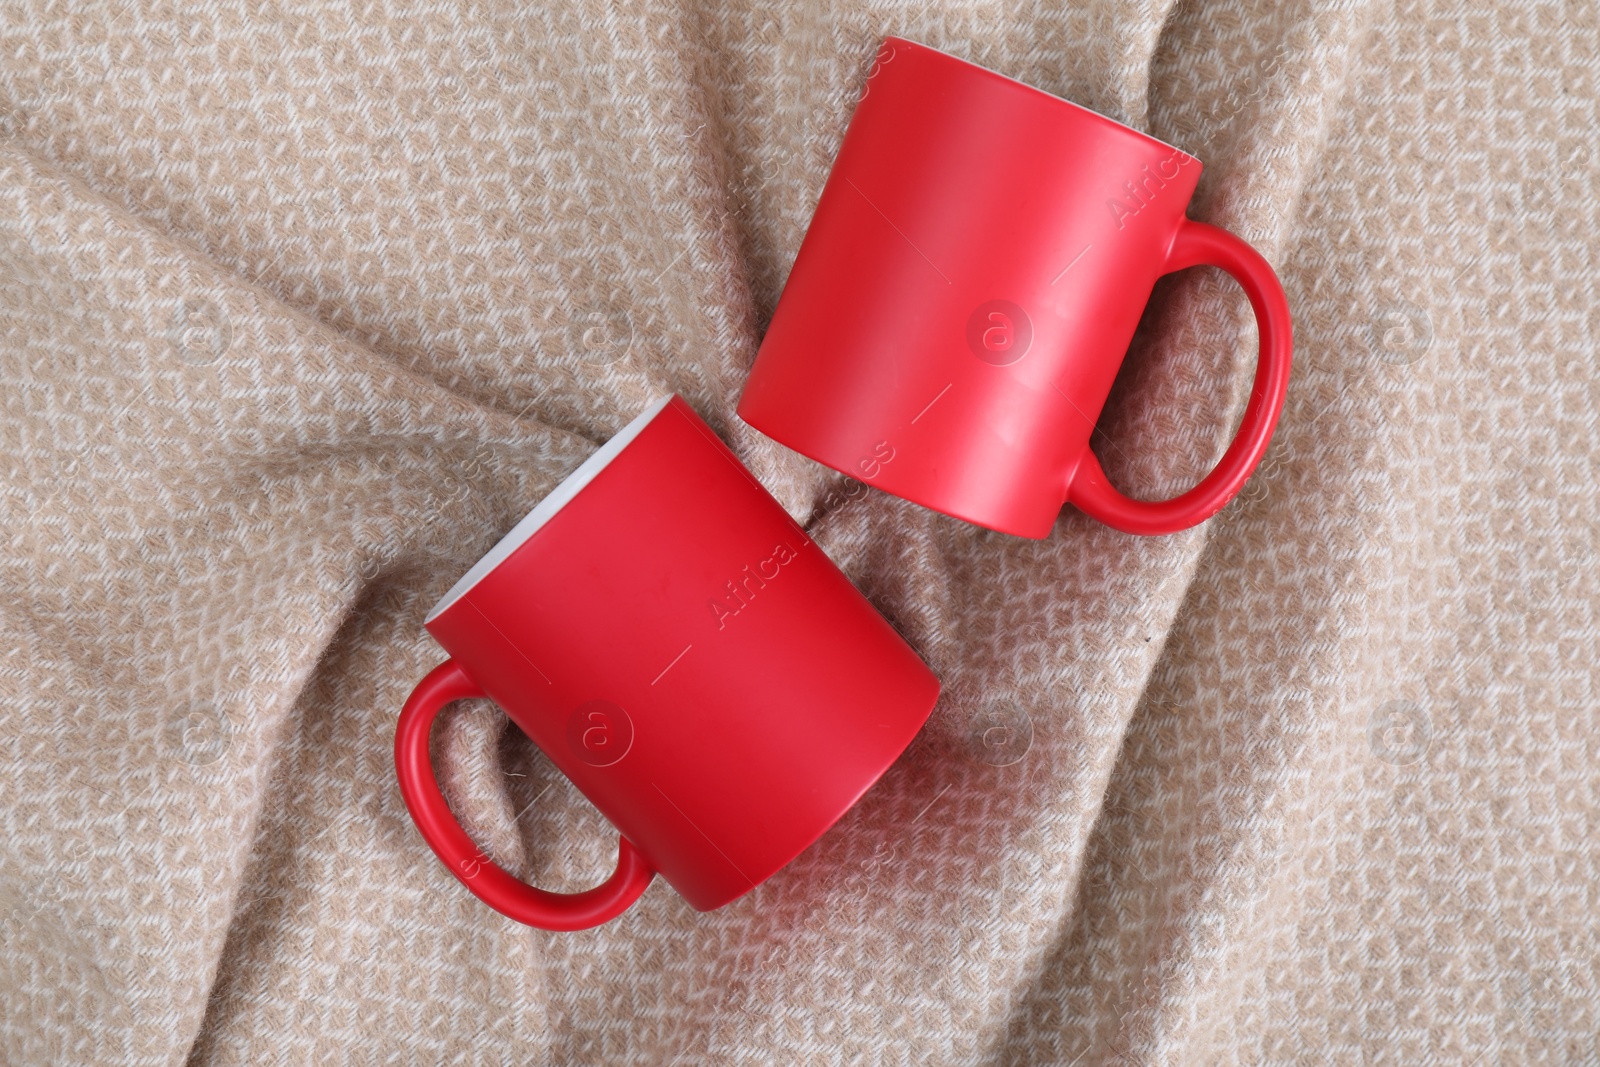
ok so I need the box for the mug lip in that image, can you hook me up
[882,35,1192,158]
[425,394,675,625]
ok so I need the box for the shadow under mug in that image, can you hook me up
[738,36,1293,538]
[395,395,940,930]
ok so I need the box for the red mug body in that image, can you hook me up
[738,37,1292,538]
[399,395,940,926]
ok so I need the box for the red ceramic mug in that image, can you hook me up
[738,37,1293,537]
[395,395,940,930]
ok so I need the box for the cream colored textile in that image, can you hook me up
[2,2,1596,1064]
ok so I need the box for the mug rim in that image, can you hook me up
[882,34,1191,158]
[425,394,674,624]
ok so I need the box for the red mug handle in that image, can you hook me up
[394,659,656,930]
[1066,219,1293,534]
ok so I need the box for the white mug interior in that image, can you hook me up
[424,394,674,625]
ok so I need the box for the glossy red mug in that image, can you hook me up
[395,395,940,930]
[738,37,1293,537]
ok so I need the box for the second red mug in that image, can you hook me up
[395,395,940,930]
[738,37,1293,537]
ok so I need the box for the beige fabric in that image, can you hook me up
[2,1,1596,1063]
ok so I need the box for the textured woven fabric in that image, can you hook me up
[2,1,1596,1064]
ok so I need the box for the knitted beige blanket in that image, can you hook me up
[2,2,1595,1064]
